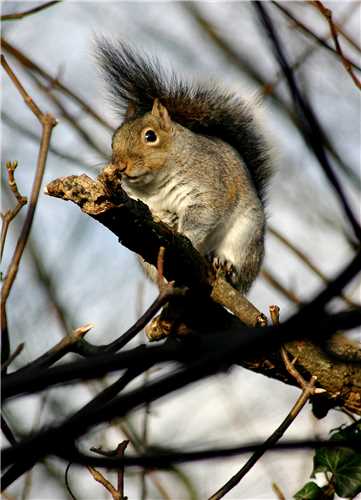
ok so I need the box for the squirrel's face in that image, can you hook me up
[111,99,174,186]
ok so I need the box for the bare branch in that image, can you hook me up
[311,0,361,90]
[211,277,268,327]
[1,343,24,373]
[270,226,359,308]
[1,416,17,446]
[116,441,129,498]
[209,362,317,499]
[14,324,93,373]
[272,1,361,73]
[272,482,286,500]
[183,2,360,192]
[1,56,57,364]
[42,171,361,413]
[87,466,121,500]
[256,2,361,242]
[261,268,301,305]
[1,56,44,120]
[269,304,280,326]
[1,1,61,21]
[156,246,166,289]
[1,38,112,130]
[98,422,171,500]
[31,73,107,159]
[1,161,28,260]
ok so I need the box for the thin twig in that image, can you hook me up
[7,282,181,374]
[64,463,77,500]
[31,73,107,158]
[1,56,57,365]
[257,2,361,242]
[1,1,61,21]
[4,161,27,204]
[274,307,325,395]
[316,2,361,55]
[270,226,359,307]
[1,56,43,120]
[21,394,49,500]
[183,2,360,191]
[261,268,301,305]
[157,246,166,290]
[1,415,17,445]
[3,368,144,491]
[333,18,361,55]
[137,282,150,500]
[272,1,361,73]
[1,343,24,372]
[103,281,186,350]
[272,482,286,500]
[1,38,112,130]
[269,304,280,326]
[2,111,86,166]
[311,0,361,90]
[140,248,168,497]
[13,324,93,374]
[1,161,28,260]
[281,350,327,401]
[209,362,317,499]
[87,466,121,500]
[264,1,361,100]
[2,304,360,486]
[140,394,150,500]
[116,421,171,500]
[91,441,130,498]
[90,439,129,500]
[116,441,129,498]
[280,348,303,388]
[1,492,16,500]
[17,434,361,471]
[207,305,315,499]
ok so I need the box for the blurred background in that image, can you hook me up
[1,1,360,498]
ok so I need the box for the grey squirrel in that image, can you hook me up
[97,41,273,293]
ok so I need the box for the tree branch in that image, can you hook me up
[310,0,361,90]
[43,170,361,415]
[209,372,317,499]
[1,1,61,21]
[1,38,112,130]
[1,56,57,365]
[1,161,28,260]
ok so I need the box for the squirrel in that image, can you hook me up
[97,41,273,293]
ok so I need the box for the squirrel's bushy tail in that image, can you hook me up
[97,39,272,204]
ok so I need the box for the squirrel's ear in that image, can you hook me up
[151,99,171,131]
[124,101,137,120]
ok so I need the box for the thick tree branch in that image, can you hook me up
[44,171,361,418]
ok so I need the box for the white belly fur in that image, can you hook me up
[204,206,261,272]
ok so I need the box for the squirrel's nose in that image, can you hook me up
[111,153,127,172]
[113,160,127,173]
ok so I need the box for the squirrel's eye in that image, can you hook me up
[144,129,158,143]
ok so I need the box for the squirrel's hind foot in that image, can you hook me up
[208,254,239,286]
